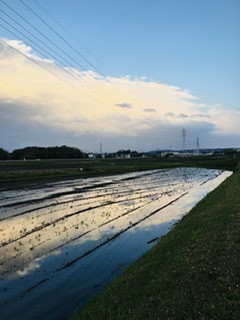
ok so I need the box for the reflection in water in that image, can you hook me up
[0,168,232,319]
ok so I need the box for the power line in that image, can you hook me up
[0,0,120,101]
[1,0,83,70]
[0,38,80,91]
[18,0,172,133]
[0,9,81,70]
[32,0,164,114]
[0,37,168,141]
[0,13,119,103]
[6,0,170,136]
[32,0,113,76]
[19,0,105,76]
[0,0,171,140]
[18,0,132,103]
[0,38,110,107]
[1,36,168,142]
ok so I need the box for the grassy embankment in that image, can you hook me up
[76,161,240,320]
[0,157,238,184]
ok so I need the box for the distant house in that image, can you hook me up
[160,152,173,158]
[160,152,167,158]
[203,152,214,156]
[160,152,181,158]
[116,153,131,159]
[88,153,95,158]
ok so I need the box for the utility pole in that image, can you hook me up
[181,128,187,156]
[100,142,102,158]
[196,137,199,155]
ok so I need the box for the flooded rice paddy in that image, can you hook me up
[0,167,231,320]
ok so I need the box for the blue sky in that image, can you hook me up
[34,0,240,108]
[0,0,239,151]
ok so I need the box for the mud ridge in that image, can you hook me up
[0,170,161,210]
[57,191,188,271]
[0,190,173,248]
[0,180,177,222]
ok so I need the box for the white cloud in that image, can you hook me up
[0,38,239,150]
[2,38,53,63]
[209,107,240,135]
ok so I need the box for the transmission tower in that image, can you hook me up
[181,128,187,156]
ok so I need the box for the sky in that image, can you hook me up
[0,0,239,152]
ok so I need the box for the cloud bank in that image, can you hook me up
[0,39,239,151]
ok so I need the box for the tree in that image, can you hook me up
[11,145,87,160]
[0,148,10,160]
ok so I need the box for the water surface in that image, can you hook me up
[0,167,231,319]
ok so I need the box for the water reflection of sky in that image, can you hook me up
[0,168,232,320]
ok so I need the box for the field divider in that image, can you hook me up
[56,191,188,272]
[1,191,188,299]
[0,190,175,248]
[0,170,162,210]
[0,180,179,222]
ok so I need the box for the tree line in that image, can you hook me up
[0,146,87,160]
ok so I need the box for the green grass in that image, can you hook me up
[76,161,240,320]
[0,157,238,184]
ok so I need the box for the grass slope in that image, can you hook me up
[76,163,240,320]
